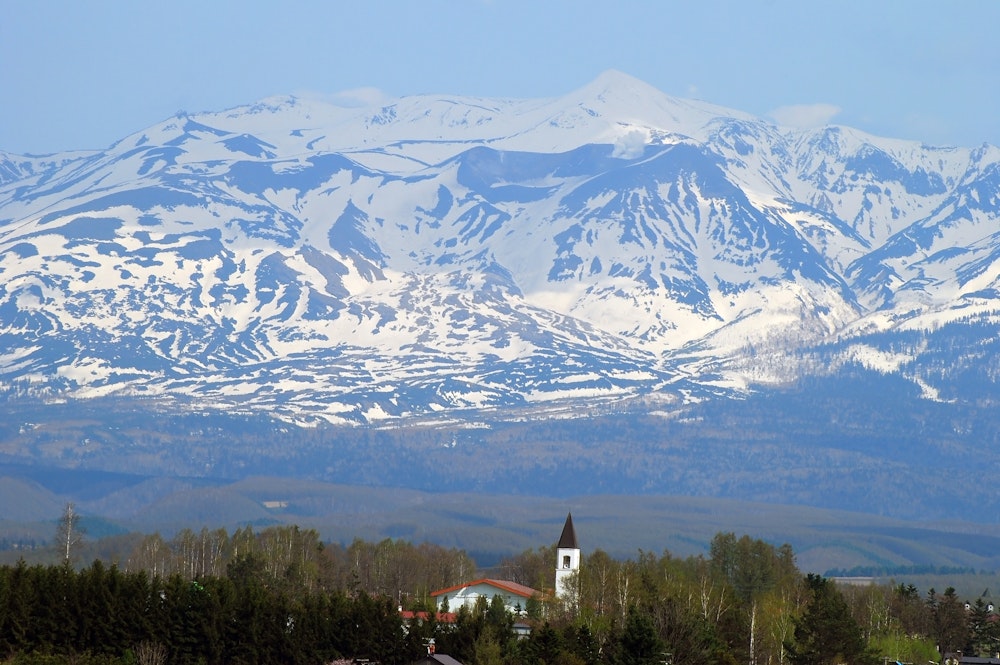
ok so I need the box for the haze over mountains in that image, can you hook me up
[3,72,1000,544]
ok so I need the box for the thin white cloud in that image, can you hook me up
[767,103,841,129]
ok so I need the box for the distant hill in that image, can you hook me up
[0,476,63,521]
[4,463,1000,579]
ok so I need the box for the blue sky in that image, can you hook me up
[3,0,998,154]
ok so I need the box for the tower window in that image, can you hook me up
[562,555,571,568]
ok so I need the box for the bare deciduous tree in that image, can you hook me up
[55,502,84,563]
[135,641,167,665]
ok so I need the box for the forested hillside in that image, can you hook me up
[6,378,1000,523]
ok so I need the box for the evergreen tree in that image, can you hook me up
[966,597,992,656]
[30,562,77,653]
[438,601,482,662]
[118,568,157,653]
[519,621,564,665]
[473,628,506,665]
[891,583,933,638]
[563,623,601,665]
[618,605,664,665]
[786,574,877,665]
[934,587,969,655]
[77,560,117,654]
[486,593,515,640]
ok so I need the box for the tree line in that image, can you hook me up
[120,525,474,602]
[0,557,409,665]
[1,524,996,665]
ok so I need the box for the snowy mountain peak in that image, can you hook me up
[567,69,755,130]
[566,69,670,112]
[1,74,999,425]
[116,72,760,164]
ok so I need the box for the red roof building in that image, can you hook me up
[430,578,539,615]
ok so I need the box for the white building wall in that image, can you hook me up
[556,546,580,600]
[436,583,528,614]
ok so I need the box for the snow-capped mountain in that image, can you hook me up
[2,70,998,424]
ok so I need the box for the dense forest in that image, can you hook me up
[0,521,993,665]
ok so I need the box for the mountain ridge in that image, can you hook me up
[1,72,999,427]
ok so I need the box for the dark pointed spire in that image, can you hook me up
[557,512,578,549]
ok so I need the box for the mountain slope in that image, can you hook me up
[0,71,998,425]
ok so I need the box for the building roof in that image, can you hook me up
[412,655,465,665]
[400,610,457,624]
[431,578,540,599]
[943,655,1000,665]
[557,512,579,550]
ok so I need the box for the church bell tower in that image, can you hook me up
[555,512,580,601]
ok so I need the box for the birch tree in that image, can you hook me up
[54,502,84,564]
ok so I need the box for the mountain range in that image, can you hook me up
[3,71,1000,534]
